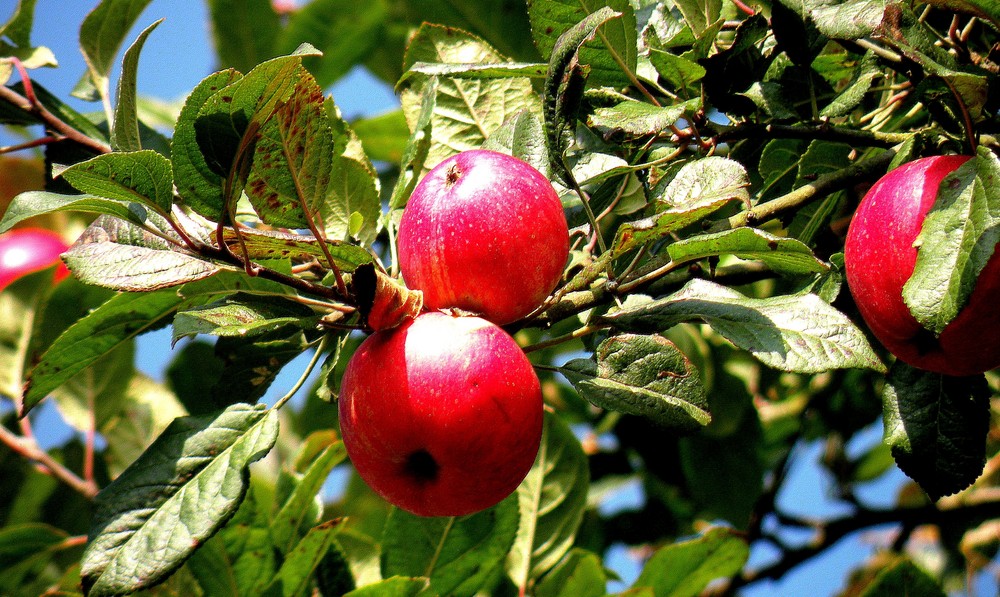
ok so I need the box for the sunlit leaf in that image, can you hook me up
[81,404,279,596]
[632,527,749,596]
[112,19,161,151]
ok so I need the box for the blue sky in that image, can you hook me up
[7,2,974,596]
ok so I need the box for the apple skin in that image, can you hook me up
[338,311,543,516]
[844,154,1000,376]
[0,228,70,291]
[398,149,569,325]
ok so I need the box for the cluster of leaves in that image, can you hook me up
[1,0,1000,596]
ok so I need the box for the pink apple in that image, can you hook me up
[844,154,1000,376]
[0,228,70,291]
[338,311,543,516]
[398,149,569,325]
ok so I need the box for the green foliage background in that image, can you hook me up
[1,0,999,596]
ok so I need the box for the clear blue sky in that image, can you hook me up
[7,2,966,596]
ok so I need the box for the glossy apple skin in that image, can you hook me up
[844,154,1000,375]
[398,149,569,325]
[338,311,543,516]
[0,228,70,291]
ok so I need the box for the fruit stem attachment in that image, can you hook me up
[272,333,332,411]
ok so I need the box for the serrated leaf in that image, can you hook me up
[172,294,317,343]
[809,0,886,40]
[561,334,710,430]
[112,19,161,151]
[904,150,1000,336]
[265,520,344,597]
[605,278,885,373]
[401,61,547,83]
[506,411,589,591]
[0,190,149,234]
[381,497,519,597]
[61,150,174,214]
[821,52,882,118]
[271,440,347,553]
[612,200,732,257]
[323,149,381,245]
[648,46,706,91]
[632,527,749,596]
[81,404,279,596]
[389,77,435,211]
[62,216,220,292]
[75,0,153,101]
[400,23,541,171]
[530,0,637,88]
[656,156,750,210]
[882,362,990,500]
[674,0,722,36]
[21,288,189,414]
[218,227,373,270]
[534,549,606,597]
[667,228,829,275]
[343,577,433,597]
[172,69,243,220]
[482,110,549,178]
[589,98,699,139]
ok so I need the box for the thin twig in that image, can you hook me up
[0,424,99,499]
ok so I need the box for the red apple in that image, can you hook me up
[397,149,569,325]
[338,311,543,516]
[844,154,1000,376]
[0,228,70,291]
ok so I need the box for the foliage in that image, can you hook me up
[0,0,999,595]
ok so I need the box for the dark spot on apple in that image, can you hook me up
[403,449,439,484]
[445,164,462,187]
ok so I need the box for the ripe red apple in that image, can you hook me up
[0,228,70,291]
[397,149,569,325]
[844,154,1000,376]
[338,311,543,516]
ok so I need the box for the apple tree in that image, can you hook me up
[1,0,999,595]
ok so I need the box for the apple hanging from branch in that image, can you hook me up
[398,149,569,325]
[338,311,543,517]
[845,154,1000,376]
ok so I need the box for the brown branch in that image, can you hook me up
[0,423,99,499]
[0,85,111,155]
[712,122,911,148]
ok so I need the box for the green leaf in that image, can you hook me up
[0,190,150,234]
[882,362,990,500]
[51,342,135,432]
[534,549,606,597]
[808,0,886,40]
[0,523,70,588]
[245,69,334,229]
[860,557,946,597]
[203,483,278,595]
[758,138,808,200]
[506,411,589,590]
[399,23,541,170]
[62,215,221,292]
[112,19,162,151]
[353,109,410,164]
[589,98,699,139]
[400,61,547,83]
[265,520,344,597]
[270,440,347,553]
[207,0,280,73]
[343,577,433,597]
[61,150,174,214]
[276,0,387,89]
[648,46,706,91]
[213,329,314,404]
[605,278,886,373]
[529,0,637,88]
[102,374,188,478]
[924,0,999,29]
[389,77,435,211]
[632,527,749,596]
[75,0,154,101]
[542,6,622,179]
[561,334,710,431]
[81,404,279,596]
[173,294,318,343]
[21,288,189,414]
[381,497,520,597]
[820,52,882,118]
[0,269,56,401]
[673,0,722,36]
[0,0,39,47]
[666,228,829,276]
[171,69,243,220]
[903,150,1000,336]
[482,110,549,178]
[218,227,373,270]
[335,529,382,588]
